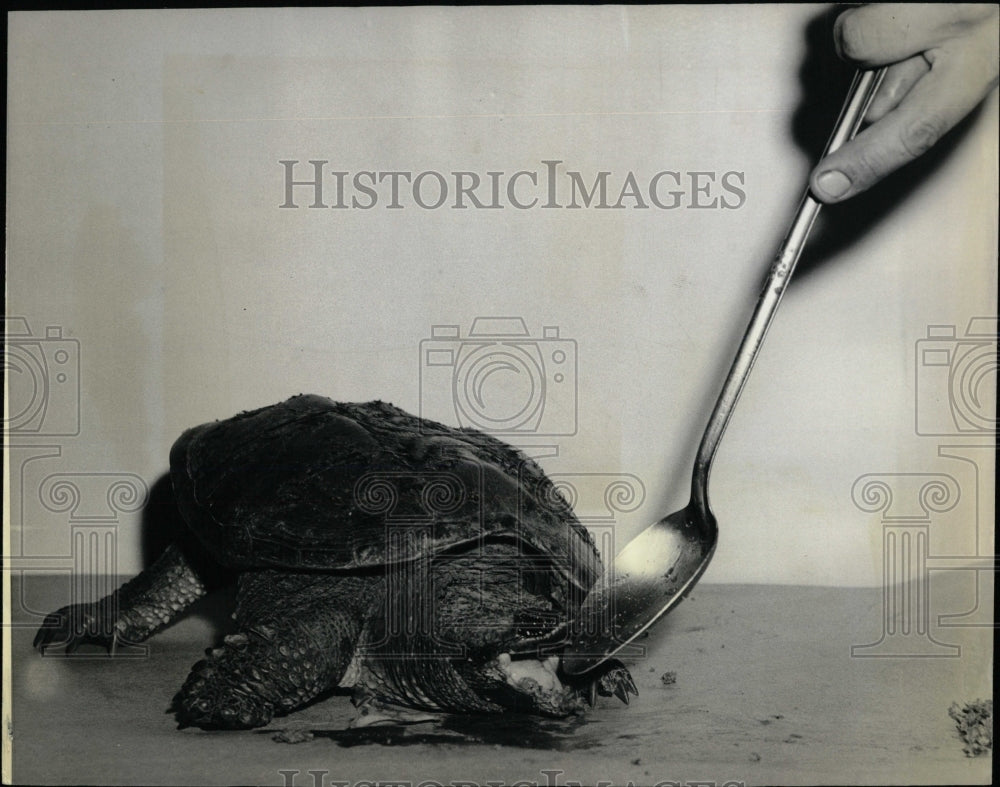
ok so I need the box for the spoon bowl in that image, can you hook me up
[561,505,716,674]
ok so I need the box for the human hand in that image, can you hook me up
[810,4,999,203]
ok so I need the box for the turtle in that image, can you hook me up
[34,394,637,729]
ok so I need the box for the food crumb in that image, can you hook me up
[949,699,993,757]
[750,752,761,762]
[660,671,677,686]
[631,757,642,766]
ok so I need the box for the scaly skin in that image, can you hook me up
[34,543,207,652]
[35,539,638,728]
[174,544,634,728]
[174,571,377,729]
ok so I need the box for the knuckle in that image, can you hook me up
[845,146,889,192]
[900,116,948,158]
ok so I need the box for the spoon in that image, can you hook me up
[560,67,888,676]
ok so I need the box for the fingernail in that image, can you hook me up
[815,170,851,199]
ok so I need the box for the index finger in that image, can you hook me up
[835,3,998,65]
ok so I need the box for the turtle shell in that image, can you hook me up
[169,394,600,596]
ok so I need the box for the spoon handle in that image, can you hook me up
[691,67,888,512]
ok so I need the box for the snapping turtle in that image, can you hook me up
[34,395,636,729]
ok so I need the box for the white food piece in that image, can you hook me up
[497,652,563,693]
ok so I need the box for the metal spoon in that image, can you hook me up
[561,67,888,676]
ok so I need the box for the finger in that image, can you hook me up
[835,3,998,66]
[865,55,931,122]
[810,49,997,202]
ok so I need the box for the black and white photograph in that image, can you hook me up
[3,5,997,786]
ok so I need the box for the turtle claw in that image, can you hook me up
[33,608,73,650]
[595,660,638,706]
[33,603,114,653]
[32,613,60,649]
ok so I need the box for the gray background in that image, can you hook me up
[6,5,997,586]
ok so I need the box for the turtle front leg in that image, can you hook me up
[34,542,210,653]
[174,571,375,729]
